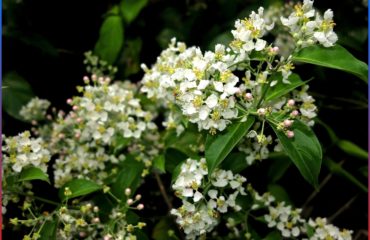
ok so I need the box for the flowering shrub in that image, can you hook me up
[2,1,367,239]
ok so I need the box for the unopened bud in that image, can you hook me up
[125,188,131,196]
[287,130,294,138]
[93,206,99,212]
[91,74,97,81]
[135,194,142,201]
[283,119,293,128]
[287,99,295,107]
[83,76,89,84]
[79,232,87,238]
[245,93,253,101]
[290,110,299,117]
[137,204,144,210]
[66,98,73,105]
[92,217,100,223]
[127,199,134,205]
[72,105,79,111]
[58,133,65,139]
[257,108,266,116]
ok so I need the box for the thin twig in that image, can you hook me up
[154,172,173,210]
[328,195,358,222]
[302,173,333,209]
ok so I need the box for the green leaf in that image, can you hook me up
[205,116,255,175]
[94,15,124,64]
[153,155,166,173]
[267,184,292,205]
[18,167,50,183]
[120,0,148,23]
[324,158,367,193]
[358,166,368,178]
[165,148,188,173]
[39,220,58,240]
[152,217,177,240]
[292,45,368,83]
[267,153,292,183]
[59,179,102,201]
[337,139,368,160]
[269,119,322,188]
[2,72,35,120]
[112,158,144,199]
[221,152,248,173]
[265,73,307,102]
[263,231,283,240]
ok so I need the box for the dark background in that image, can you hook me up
[2,0,368,238]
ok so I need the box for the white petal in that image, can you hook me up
[255,39,266,51]
[213,81,224,92]
[205,94,218,109]
[193,191,203,202]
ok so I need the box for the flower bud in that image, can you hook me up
[125,188,131,196]
[287,99,295,107]
[91,74,97,81]
[290,110,299,117]
[283,119,293,128]
[245,93,253,101]
[257,108,266,116]
[83,76,89,84]
[135,194,142,201]
[79,232,87,238]
[127,199,134,205]
[287,130,294,138]
[72,105,79,111]
[92,217,100,223]
[137,204,144,210]
[66,98,73,105]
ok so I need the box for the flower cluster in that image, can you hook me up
[2,131,51,173]
[44,77,159,186]
[171,158,247,239]
[19,97,51,122]
[249,188,353,239]
[280,0,337,48]
[141,40,240,133]
[230,7,274,57]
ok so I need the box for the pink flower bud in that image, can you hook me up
[75,133,81,139]
[273,46,279,52]
[46,114,52,120]
[58,133,65,139]
[105,77,111,84]
[98,77,104,84]
[283,119,293,128]
[290,110,299,117]
[83,76,89,84]
[91,74,97,81]
[79,232,87,238]
[31,120,38,126]
[245,93,253,101]
[72,105,79,111]
[287,130,294,138]
[66,98,73,105]
[137,204,144,210]
[127,199,133,205]
[92,217,100,223]
[76,117,82,123]
[287,99,295,107]
[104,235,112,240]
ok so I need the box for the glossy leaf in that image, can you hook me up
[2,72,35,120]
[59,179,102,201]
[205,116,255,175]
[153,154,166,173]
[18,167,50,183]
[39,220,57,240]
[112,158,144,199]
[263,231,283,240]
[267,153,292,183]
[120,0,148,23]
[337,139,368,160]
[292,44,368,83]
[270,119,322,188]
[267,184,292,205]
[221,152,248,173]
[265,73,306,102]
[94,15,124,64]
